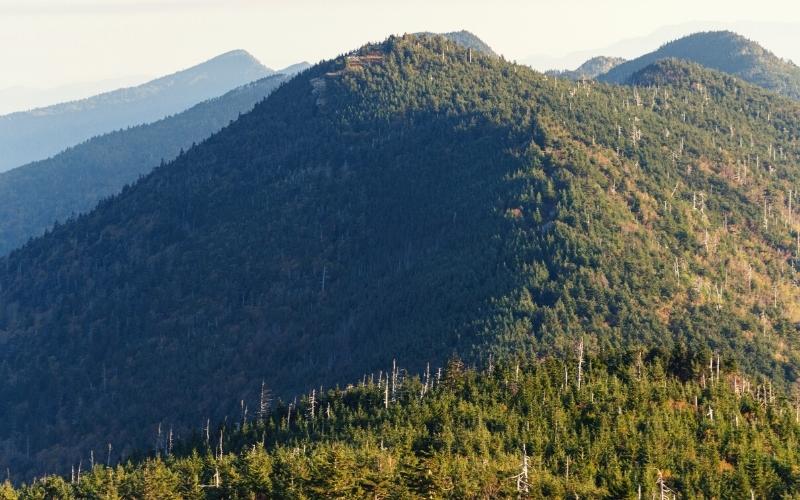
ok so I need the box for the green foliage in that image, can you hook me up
[0,481,18,500]
[5,353,800,498]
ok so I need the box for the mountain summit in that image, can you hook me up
[599,31,800,99]
[0,50,272,172]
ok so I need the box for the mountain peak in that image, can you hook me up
[598,30,800,100]
[205,49,267,69]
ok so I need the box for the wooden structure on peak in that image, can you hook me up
[345,52,385,69]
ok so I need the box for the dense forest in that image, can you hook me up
[599,31,800,100]
[3,33,800,484]
[0,73,295,256]
[2,350,800,498]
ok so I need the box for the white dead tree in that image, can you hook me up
[168,427,174,456]
[258,381,271,423]
[709,357,715,384]
[308,389,316,419]
[424,362,431,395]
[656,470,675,500]
[156,423,163,456]
[201,467,222,489]
[513,444,531,493]
[391,359,398,402]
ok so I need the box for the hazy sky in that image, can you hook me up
[2,0,800,90]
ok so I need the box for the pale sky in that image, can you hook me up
[2,0,800,91]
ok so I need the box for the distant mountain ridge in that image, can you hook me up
[415,30,497,57]
[599,31,800,100]
[547,56,626,80]
[626,58,731,87]
[0,76,152,115]
[0,50,274,172]
[0,72,299,256]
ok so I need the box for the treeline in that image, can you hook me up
[3,348,799,498]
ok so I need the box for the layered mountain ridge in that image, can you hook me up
[2,32,800,484]
[599,31,800,100]
[546,56,626,80]
[0,72,300,256]
[0,50,274,172]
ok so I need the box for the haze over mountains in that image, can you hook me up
[599,31,800,100]
[525,21,800,74]
[0,50,283,172]
[0,76,152,116]
[0,72,299,256]
[3,29,800,494]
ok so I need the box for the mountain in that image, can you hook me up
[599,31,800,100]
[2,33,800,482]
[0,73,296,257]
[547,56,626,80]
[415,30,497,57]
[0,50,273,172]
[0,76,151,116]
[277,61,312,75]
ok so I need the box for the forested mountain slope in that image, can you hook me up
[599,31,800,100]
[0,50,273,172]
[2,33,800,480]
[4,354,800,498]
[0,73,298,256]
